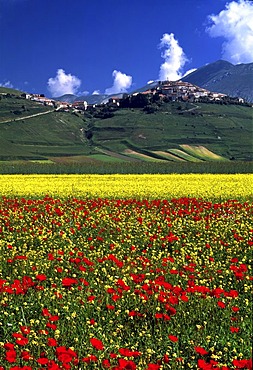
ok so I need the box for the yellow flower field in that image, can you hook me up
[0,174,252,199]
[0,173,252,369]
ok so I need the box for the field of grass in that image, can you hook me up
[0,160,253,175]
[167,149,203,162]
[179,145,227,161]
[0,91,252,164]
[0,96,51,123]
[0,174,252,369]
[91,103,252,162]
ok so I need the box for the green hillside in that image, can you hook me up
[0,95,51,123]
[0,89,252,164]
[88,102,252,162]
[0,86,24,96]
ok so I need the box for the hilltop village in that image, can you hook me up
[21,80,247,113]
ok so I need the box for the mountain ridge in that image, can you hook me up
[182,60,253,102]
[1,60,252,104]
[53,60,253,104]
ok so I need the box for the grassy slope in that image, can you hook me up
[0,94,91,160]
[91,102,253,161]
[0,111,92,159]
[0,93,252,162]
[0,98,51,123]
[0,87,24,95]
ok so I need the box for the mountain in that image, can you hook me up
[85,94,109,104]
[54,94,77,103]
[56,93,110,105]
[131,81,160,94]
[182,60,253,103]
[52,60,253,104]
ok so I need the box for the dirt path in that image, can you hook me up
[0,110,53,124]
[180,103,200,113]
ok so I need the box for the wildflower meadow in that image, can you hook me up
[0,175,252,370]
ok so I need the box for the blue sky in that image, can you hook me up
[0,0,252,97]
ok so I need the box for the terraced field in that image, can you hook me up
[0,90,252,163]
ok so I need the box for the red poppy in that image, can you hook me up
[168,335,178,342]
[146,364,160,369]
[102,359,111,368]
[82,357,91,363]
[194,346,208,356]
[5,350,17,363]
[168,296,179,305]
[119,348,141,357]
[163,354,170,363]
[9,367,33,370]
[110,353,118,358]
[230,326,240,333]
[217,301,226,309]
[227,289,239,298]
[4,342,15,350]
[112,294,122,302]
[90,337,104,350]
[106,304,115,310]
[118,358,136,369]
[197,359,211,369]
[42,307,51,317]
[87,295,96,301]
[155,313,163,319]
[82,354,98,363]
[233,359,252,369]
[232,306,240,312]
[37,357,49,365]
[20,326,31,335]
[36,274,47,281]
[163,314,171,321]
[46,322,57,330]
[48,338,58,346]
[231,257,239,263]
[56,346,77,363]
[21,350,32,361]
[181,294,189,302]
[165,305,177,315]
[15,255,28,260]
[62,277,78,287]
[12,333,29,346]
[79,278,89,286]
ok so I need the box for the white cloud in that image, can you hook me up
[105,70,132,95]
[0,80,14,88]
[47,69,81,97]
[158,33,188,81]
[92,90,100,95]
[78,90,89,96]
[182,68,197,77]
[206,0,253,64]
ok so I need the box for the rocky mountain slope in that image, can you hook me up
[182,60,253,103]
